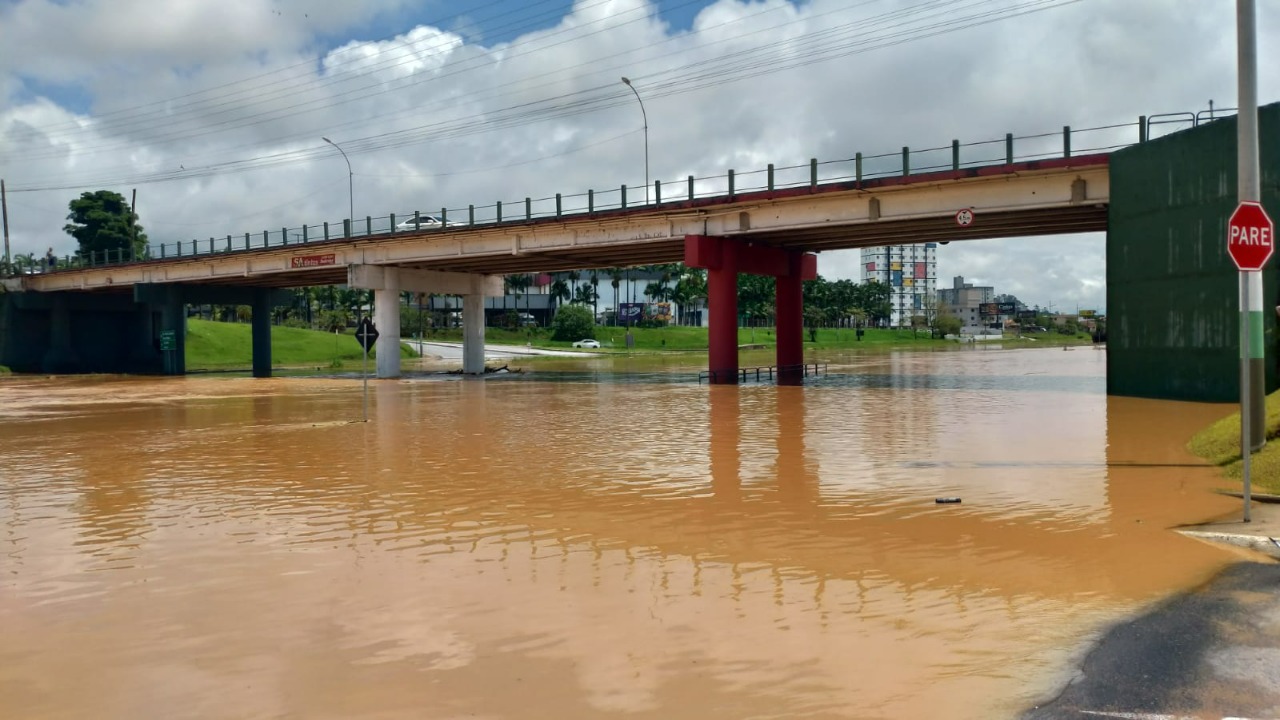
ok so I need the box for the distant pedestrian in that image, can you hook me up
[44,248,55,270]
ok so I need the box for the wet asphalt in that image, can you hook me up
[1023,562,1280,719]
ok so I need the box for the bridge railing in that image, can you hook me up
[5,109,1238,279]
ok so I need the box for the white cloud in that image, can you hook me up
[2,0,1278,313]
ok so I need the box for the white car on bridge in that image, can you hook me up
[396,214,457,230]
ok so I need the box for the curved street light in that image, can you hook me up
[322,136,354,225]
[620,77,649,205]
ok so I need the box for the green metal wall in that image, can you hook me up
[1108,104,1280,402]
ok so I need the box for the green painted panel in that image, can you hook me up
[1108,103,1280,401]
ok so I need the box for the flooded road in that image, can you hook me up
[0,348,1244,719]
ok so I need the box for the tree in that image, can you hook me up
[64,190,147,258]
[550,304,594,341]
[548,278,571,315]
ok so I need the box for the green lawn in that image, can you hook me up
[186,319,414,370]
[1187,389,1280,495]
[420,324,1095,352]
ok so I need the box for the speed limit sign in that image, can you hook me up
[955,208,975,227]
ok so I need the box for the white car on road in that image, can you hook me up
[572,339,601,349]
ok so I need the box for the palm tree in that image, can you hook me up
[566,269,581,298]
[589,272,600,323]
[549,278,571,316]
[608,268,624,325]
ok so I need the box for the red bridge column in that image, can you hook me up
[686,236,816,385]
[776,251,804,384]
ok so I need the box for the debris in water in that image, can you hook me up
[935,497,962,504]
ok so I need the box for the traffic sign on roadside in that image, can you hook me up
[1227,201,1274,271]
[355,317,379,352]
[955,208,975,227]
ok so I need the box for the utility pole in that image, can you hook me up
[130,188,138,253]
[1,179,10,266]
[1237,0,1262,521]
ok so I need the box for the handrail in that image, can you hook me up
[698,362,827,385]
[3,110,1216,279]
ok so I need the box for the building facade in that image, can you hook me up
[937,275,997,335]
[860,243,937,328]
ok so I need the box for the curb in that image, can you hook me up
[1176,529,1280,559]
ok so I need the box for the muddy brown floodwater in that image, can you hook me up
[0,347,1246,719]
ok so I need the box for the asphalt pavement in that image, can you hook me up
[1024,500,1280,720]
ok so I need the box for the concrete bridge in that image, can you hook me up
[2,107,1276,399]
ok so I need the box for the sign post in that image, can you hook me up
[1227,201,1273,523]
[1233,0,1267,523]
[354,316,379,423]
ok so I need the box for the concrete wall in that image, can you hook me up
[1107,103,1280,401]
[0,291,164,374]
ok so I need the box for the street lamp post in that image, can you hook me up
[620,77,649,205]
[322,137,354,225]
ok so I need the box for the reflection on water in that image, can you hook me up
[0,348,1242,719]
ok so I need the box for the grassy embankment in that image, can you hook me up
[422,324,1095,352]
[184,318,1095,369]
[1187,390,1280,495]
[185,319,414,371]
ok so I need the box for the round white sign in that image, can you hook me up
[955,208,975,227]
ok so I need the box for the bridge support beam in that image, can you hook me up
[374,269,401,379]
[42,296,80,373]
[685,235,816,385]
[347,265,503,378]
[463,295,485,374]
[251,288,272,378]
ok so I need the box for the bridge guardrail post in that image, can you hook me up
[855,153,863,183]
[389,214,396,234]
[496,201,502,224]
[902,146,909,176]
[324,222,329,241]
[687,175,694,201]
[302,225,308,244]
[556,194,562,218]
[281,228,288,247]
[952,140,960,170]
[588,190,594,213]
[344,219,351,238]
[244,233,250,250]
[262,230,268,248]
[209,237,215,254]
[810,158,817,188]
[440,208,447,229]
[621,185,627,209]
[1005,133,1014,164]
[413,210,421,231]
[525,197,531,221]
[655,180,661,207]
[1139,115,1148,143]
[226,235,232,252]
[161,244,166,259]
[728,170,734,199]
[1063,125,1071,158]
[767,163,774,191]
[469,205,475,226]
[366,216,372,236]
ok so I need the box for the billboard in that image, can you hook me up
[646,302,672,322]
[618,303,644,324]
[981,302,1017,316]
[1018,310,1038,320]
[1079,309,1097,318]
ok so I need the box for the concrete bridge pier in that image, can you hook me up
[250,288,273,379]
[348,265,503,378]
[373,269,401,379]
[42,296,81,373]
[685,235,816,385]
[462,294,485,375]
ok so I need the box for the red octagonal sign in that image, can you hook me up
[1228,201,1275,271]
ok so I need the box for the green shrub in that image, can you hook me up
[551,305,594,341]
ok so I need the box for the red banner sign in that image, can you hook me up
[290,254,336,269]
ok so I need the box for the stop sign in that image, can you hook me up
[1227,201,1275,271]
